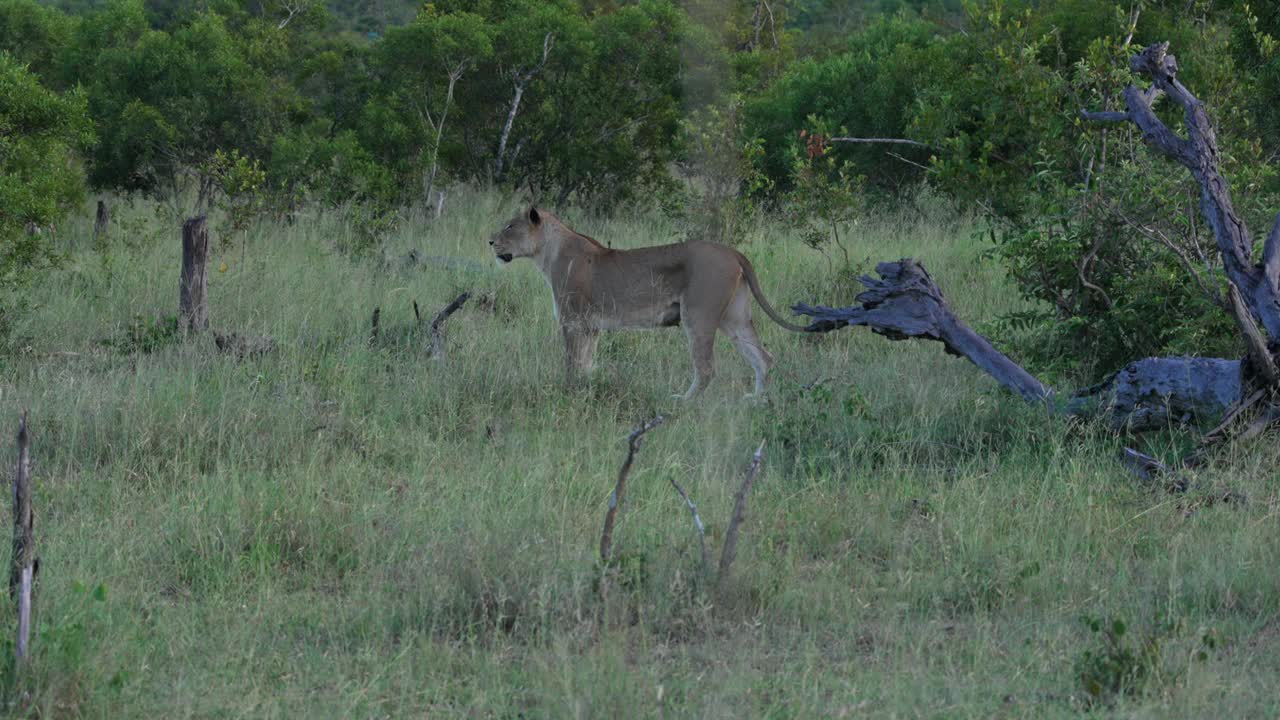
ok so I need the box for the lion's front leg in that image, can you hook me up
[561,324,600,385]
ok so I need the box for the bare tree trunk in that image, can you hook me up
[1081,42,1280,340]
[179,216,210,333]
[495,33,554,181]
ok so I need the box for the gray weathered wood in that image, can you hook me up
[794,260,1054,403]
[179,216,210,333]
[1068,357,1243,432]
[1083,42,1280,341]
[12,413,34,663]
[1228,282,1279,385]
[794,259,1243,429]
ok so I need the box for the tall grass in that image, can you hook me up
[0,189,1276,717]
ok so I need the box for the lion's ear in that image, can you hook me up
[528,207,541,226]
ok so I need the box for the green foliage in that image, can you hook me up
[677,98,770,244]
[1075,613,1218,707]
[783,118,866,272]
[0,52,92,328]
[745,13,940,194]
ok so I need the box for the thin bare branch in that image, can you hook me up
[668,476,709,576]
[828,137,937,150]
[600,416,666,563]
[429,292,471,360]
[1079,110,1130,124]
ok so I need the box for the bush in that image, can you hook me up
[0,52,92,330]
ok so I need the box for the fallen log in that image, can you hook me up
[793,260,1242,431]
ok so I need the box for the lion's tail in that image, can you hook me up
[736,254,809,333]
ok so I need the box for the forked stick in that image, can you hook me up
[599,416,666,563]
[719,440,765,583]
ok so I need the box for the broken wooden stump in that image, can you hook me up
[94,200,110,243]
[179,216,210,333]
[794,260,1248,430]
[12,413,35,663]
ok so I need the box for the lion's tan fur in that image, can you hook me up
[490,207,804,398]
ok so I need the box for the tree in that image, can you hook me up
[0,53,92,324]
[371,8,493,203]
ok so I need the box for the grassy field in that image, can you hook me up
[0,190,1278,717]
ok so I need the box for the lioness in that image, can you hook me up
[490,207,806,399]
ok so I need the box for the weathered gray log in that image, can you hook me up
[719,439,765,585]
[179,216,210,333]
[794,260,1054,403]
[794,259,1242,430]
[1082,42,1280,341]
[1068,358,1243,432]
[600,416,665,563]
[12,413,34,663]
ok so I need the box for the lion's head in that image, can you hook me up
[489,207,544,265]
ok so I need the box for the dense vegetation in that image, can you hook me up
[3,0,1278,374]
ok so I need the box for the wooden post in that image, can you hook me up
[93,200,110,242]
[179,216,210,333]
[12,412,34,663]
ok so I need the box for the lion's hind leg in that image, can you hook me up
[722,286,773,399]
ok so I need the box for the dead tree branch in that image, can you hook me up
[828,137,937,150]
[668,476,709,576]
[600,416,666,563]
[428,292,471,360]
[1082,41,1280,340]
[1229,282,1279,385]
[794,260,1054,404]
[719,440,765,584]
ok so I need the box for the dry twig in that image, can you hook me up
[599,416,666,563]
[719,440,766,584]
